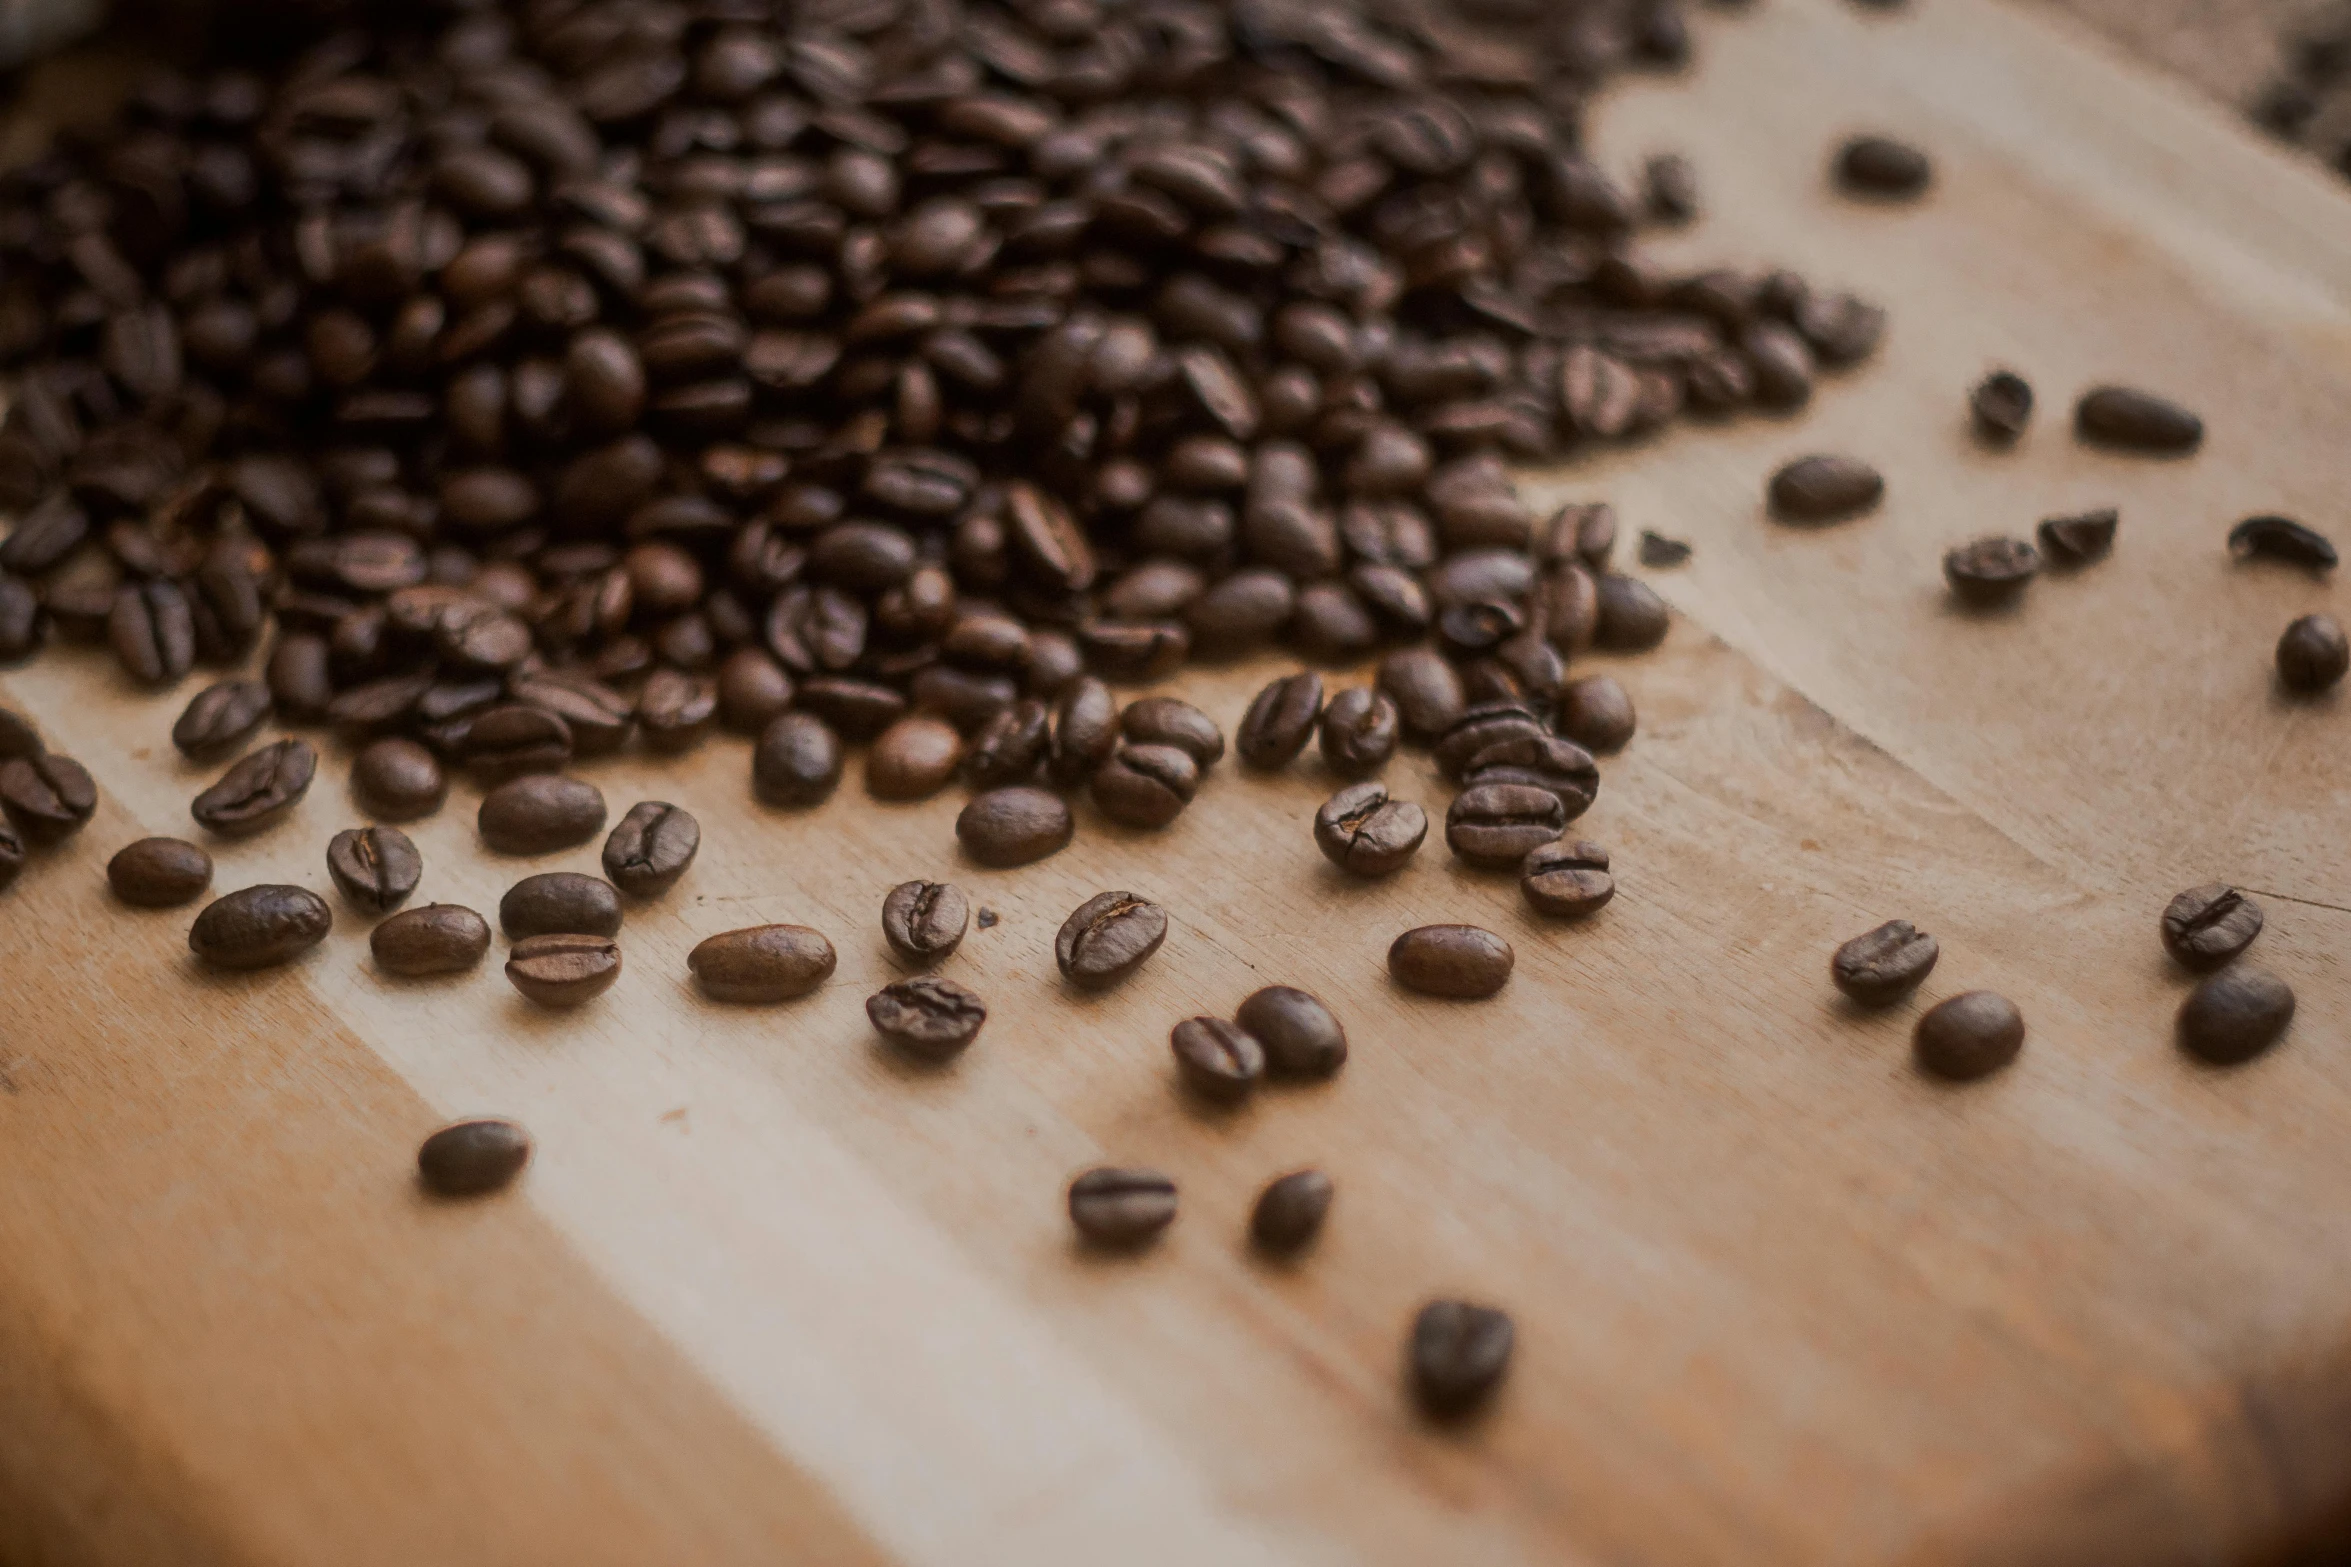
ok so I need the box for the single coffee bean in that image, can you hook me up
[327,825,423,915]
[962,699,1050,789]
[466,702,574,783]
[417,1118,531,1198]
[1433,703,1545,781]
[2278,613,2349,693]
[1390,925,1514,999]
[752,712,846,808]
[1235,986,1348,1077]
[636,670,718,753]
[1943,536,2040,606]
[1970,370,2033,443]
[372,903,492,977]
[867,976,988,1060]
[2177,966,2296,1064]
[882,879,969,966]
[108,579,196,685]
[2075,386,2202,453]
[1831,920,1939,1003]
[1410,1300,1515,1416]
[499,871,622,941]
[171,679,272,761]
[1377,649,1464,744]
[1556,675,1637,753]
[1769,455,1883,523]
[957,786,1074,866]
[2230,516,2338,570]
[1521,840,1616,919]
[1594,574,1670,650]
[107,837,214,907]
[1170,1016,1265,1102]
[1056,891,1169,988]
[1237,671,1324,769]
[1319,688,1400,777]
[2038,509,2118,566]
[191,738,316,836]
[688,924,837,1002]
[478,775,606,855]
[1046,676,1119,786]
[867,715,964,801]
[2160,884,2263,970]
[1461,734,1599,819]
[0,709,36,761]
[1314,782,1428,876]
[717,648,795,735]
[1914,991,2024,1080]
[350,737,446,821]
[1251,1169,1333,1254]
[1092,744,1200,829]
[1068,1167,1177,1246]
[601,801,699,898]
[1446,783,1567,869]
[506,933,622,1007]
[189,884,333,970]
[1120,696,1225,768]
[1834,134,1932,196]
[0,753,95,845]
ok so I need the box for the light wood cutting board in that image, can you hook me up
[2,0,2349,1562]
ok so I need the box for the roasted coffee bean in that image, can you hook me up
[867,716,964,801]
[1237,671,1324,770]
[958,786,1073,867]
[1056,891,1168,989]
[1971,370,2033,443]
[1319,688,1400,778]
[1943,536,2040,606]
[1120,697,1224,768]
[0,709,37,761]
[171,679,271,761]
[327,825,423,915]
[747,707,847,805]
[2230,515,2338,571]
[1461,735,1599,819]
[1236,987,1347,1078]
[1521,840,1616,919]
[1434,703,1545,781]
[1446,784,1567,870]
[1251,1170,1333,1254]
[1068,1167,1177,1247]
[347,738,445,823]
[191,738,315,836]
[637,669,718,753]
[1594,574,1670,650]
[962,699,1050,789]
[882,880,970,967]
[1046,676,1119,785]
[510,671,633,756]
[1313,782,1427,876]
[499,872,622,941]
[1377,649,1464,744]
[2278,614,2349,693]
[1556,676,1637,753]
[688,924,835,1002]
[1092,744,1200,830]
[2038,509,2118,566]
[1389,925,1514,999]
[1831,920,1939,1003]
[1411,1300,1513,1417]
[372,904,492,977]
[108,579,196,685]
[107,837,213,908]
[0,753,96,845]
[417,1119,531,1198]
[717,648,795,734]
[2178,966,2296,1064]
[1834,135,1932,196]
[266,633,335,722]
[466,703,574,783]
[1769,455,1883,523]
[506,933,621,1007]
[478,774,606,855]
[602,801,699,898]
[1914,991,2024,1080]
[1171,1016,1265,1102]
[868,976,988,1060]
[189,884,332,971]
[2075,386,2202,453]
[2161,884,2263,970]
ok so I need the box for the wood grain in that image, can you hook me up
[2,0,2349,1561]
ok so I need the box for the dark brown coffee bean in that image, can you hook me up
[1068,1167,1177,1247]
[958,786,1073,867]
[109,579,196,685]
[191,738,315,836]
[1434,703,1545,781]
[688,924,835,1002]
[0,708,37,761]
[372,904,492,977]
[2076,386,2202,453]
[510,671,634,756]
[962,699,1050,789]
[867,716,964,801]
[1092,744,1200,830]
[1251,1170,1332,1254]
[266,633,335,722]
[467,703,574,783]
[752,712,845,807]
[506,933,622,1007]
[189,884,332,970]
[636,670,718,754]
[1237,672,1324,770]
[1556,676,1637,753]
[602,801,699,898]
[1119,697,1224,769]
[1171,1017,1265,1102]
[1046,677,1119,786]
[171,679,271,761]
[1521,840,1617,919]
[327,825,423,915]
[1319,688,1399,777]
[107,836,213,908]
[1834,135,1932,196]
[1769,455,1883,523]
[1446,784,1567,870]
[349,739,446,822]
[1593,574,1671,650]
[2178,966,2296,1064]
[417,1118,531,1198]
[882,880,970,968]
[1375,650,1462,744]
[1313,782,1427,876]
[1943,536,2040,606]
[2278,614,2349,693]
[2038,509,2118,566]
[499,872,622,942]
[1056,891,1168,989]
[1236,987,1348,1078]
[2160,884,2263,970]
[1971,370,2033,443]
[2229,515,2338,571]
[478,775,606,855]
[0,753,96,845]
[717,648,795,735]
[1389,925,1514,999]
[1411,1300,1514,1416]
[1831,920,1939,1003]
[1915,992,2024,1080]
[1462,734,1600,819]
[868,976,988,1060]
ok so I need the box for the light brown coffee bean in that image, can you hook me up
[372,903,492,976]
[478,774,606,854]
[351,738,447,821]
[688,924,836,1002]
[1068,1166,1177,1246]
[499,871,622,940]
[1389,925,1514,998]
[505,933,621,1006]
[107,836,214,907]
[867,715,964,800]
[1520,840,1616,919]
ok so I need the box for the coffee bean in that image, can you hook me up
[1046,676,1119,786]
[637,669,717,753]
[108,579,195,685]
[1171,1016,1265,1102]
[2160,884,2263,970]
[1594,574,1670,650]
[2075,386,2202,453]
[1914,991,2024,1080]
[1319,688,1400,777]
[372,903,492,977]
[2037,509,2118,566]
[866,715,964,801]
[191,738,315,836]
[0,753,96,845]
[1237,671,1324,770]
[499,871,622,941]
[1556,676,1636,753]
[266,634,334,722]
[0,708,37,761]
[1834,135,1932,196]
[688,924,836,1002]
[2278,613,2349,693]
[958,786,1073,866]
[1769,455,1883,523]
[2178,966,2296,1064]
[752,712,845,808]
[417,1118,531,1198]
[189,884,332,970]
[1389,925,1514,999]
[1314,782,1428,876]
[1410,1300,1514,1416]
[1461,734,1600,820]
[107,836,213,908]
[1056,891,1168,989]
[1251,1170,1332,1254]
[1970,370,2033,443]
[327,825,423,915]
[478,774,606,855]
[1943,536,2040,607]
[1521,840,1616,919]
[506,932,622,1007]
[1831,920,1939,1003]
[171,679,271,761]
[1446,784,1567,869]
[1068,1167,1177,1247]
[1120,697,1224,769]
[511,671,633,755]
[868,976,988,1060]
[602,801,699,898]
[2230,515,2338,570]
[1434,703,1545,781]
[466,703,575,783]
[1235,987,1348,1078]
[1092,744,1200,829]
[882,879,969,966]
[717,648,795,735]
[1372,650,1460,745]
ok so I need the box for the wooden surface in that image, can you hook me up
[4,0,2351,1561]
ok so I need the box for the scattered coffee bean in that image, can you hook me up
[1638,531,1693,568]
[0,709,36,761]
[867,716,964,801]
[2278,613,2349,692]
[171,679,272,761]
[1092,744,1201,829]
[1556,676,1637,753]
[2075,386,2203,453]
[1914,991,2024,1080]
[1389,925,1514,999]
[372,904,492,977]
[1056,891,1168,989]
[189,884,332,970]
[1447,784,1567,870]
[1831,920,1939,1003]
[1170,1017,1265,1102]
[1319,688,1400,777]
[499,872,622,941]
[1120,697,1225,769]
[867,976,987,1060]
[107,837,213,908]
[478,775,606,855]
[2178,966,2296,1064]
[1314,782,1428,877]
[1834,134,1933,196]
[327,825,422,915]
[1046,678,1120,787]
[601,801,699,898]
[191,738,316,837]
[0,753,94,845]
[1769,455,1884,524]
[1410,1300,1515,1417]
[882,879,969,966]
[752,712,845,808]
[2037,509,2118,566]
[1251,1170,1333,1254]
[505,933,621,1007]
[1521,841,1616,919]
[351,738,447,822]
[1943,536,2040,607]
[1068,1167,1178,1247]
[1594,574,1671,650]
[417,1118,531,1198]
[1238,672,1326,771]
[636,670,717,753]
[2160,884,2263,970]
[957,786,1073,867]
[2230,515,2339,571]
[1236,987,1348,1078]
[1970,370,2034,443]
[688,924,836,1003]
[1377,650,1465,744]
